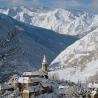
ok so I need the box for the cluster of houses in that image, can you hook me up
[0,56,53,98]
[1,55,98,98]
[18,55,53,98]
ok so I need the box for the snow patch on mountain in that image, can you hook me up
[49,28,98,83]
[49,60,98,83]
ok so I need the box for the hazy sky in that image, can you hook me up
[0,0,97,13]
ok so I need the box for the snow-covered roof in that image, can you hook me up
[91,90,97,96]
[23,72,33,76]
[18,77,32,83]
[58,85,66,89]
[88,82,98,89]
[18,70,49,84]
[23,71,41,77]
[22,70,48,77]
[18,76,41,83]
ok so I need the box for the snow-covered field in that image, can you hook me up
[49,60,98,83]
[50,28,98,83]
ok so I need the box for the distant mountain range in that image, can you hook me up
[0,6,98,37]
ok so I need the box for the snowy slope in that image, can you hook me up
[0,6,98,37]
[49,28,98,83]
[0,13,77,82]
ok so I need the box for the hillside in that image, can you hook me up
[50,28,98,83]
[0,13,77,82]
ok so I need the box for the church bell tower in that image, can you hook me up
[41,55,48,73]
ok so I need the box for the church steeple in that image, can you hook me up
[42,55,47,64]
[41,55,48,73]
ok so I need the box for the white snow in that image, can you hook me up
[58,85,66,89]
[50,28,98,83]
[0,6,98,36]
[88,82,98,89]
[18,77,32,83]
[91,90,97,96]
[49,60,98,83]
[18,76,41,84]
[23,71,41,76]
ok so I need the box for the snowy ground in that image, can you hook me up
[49,60,98,83]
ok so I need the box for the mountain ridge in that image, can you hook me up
[0,13,77,82]
[0,6,98,37]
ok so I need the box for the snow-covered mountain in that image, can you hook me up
[1,6,98,83]
[0,6,98,37]
[0,13,77,82]
[49,28,98,83]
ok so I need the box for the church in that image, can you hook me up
[16,55,52,98]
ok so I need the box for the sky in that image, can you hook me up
[0,0,98,13]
